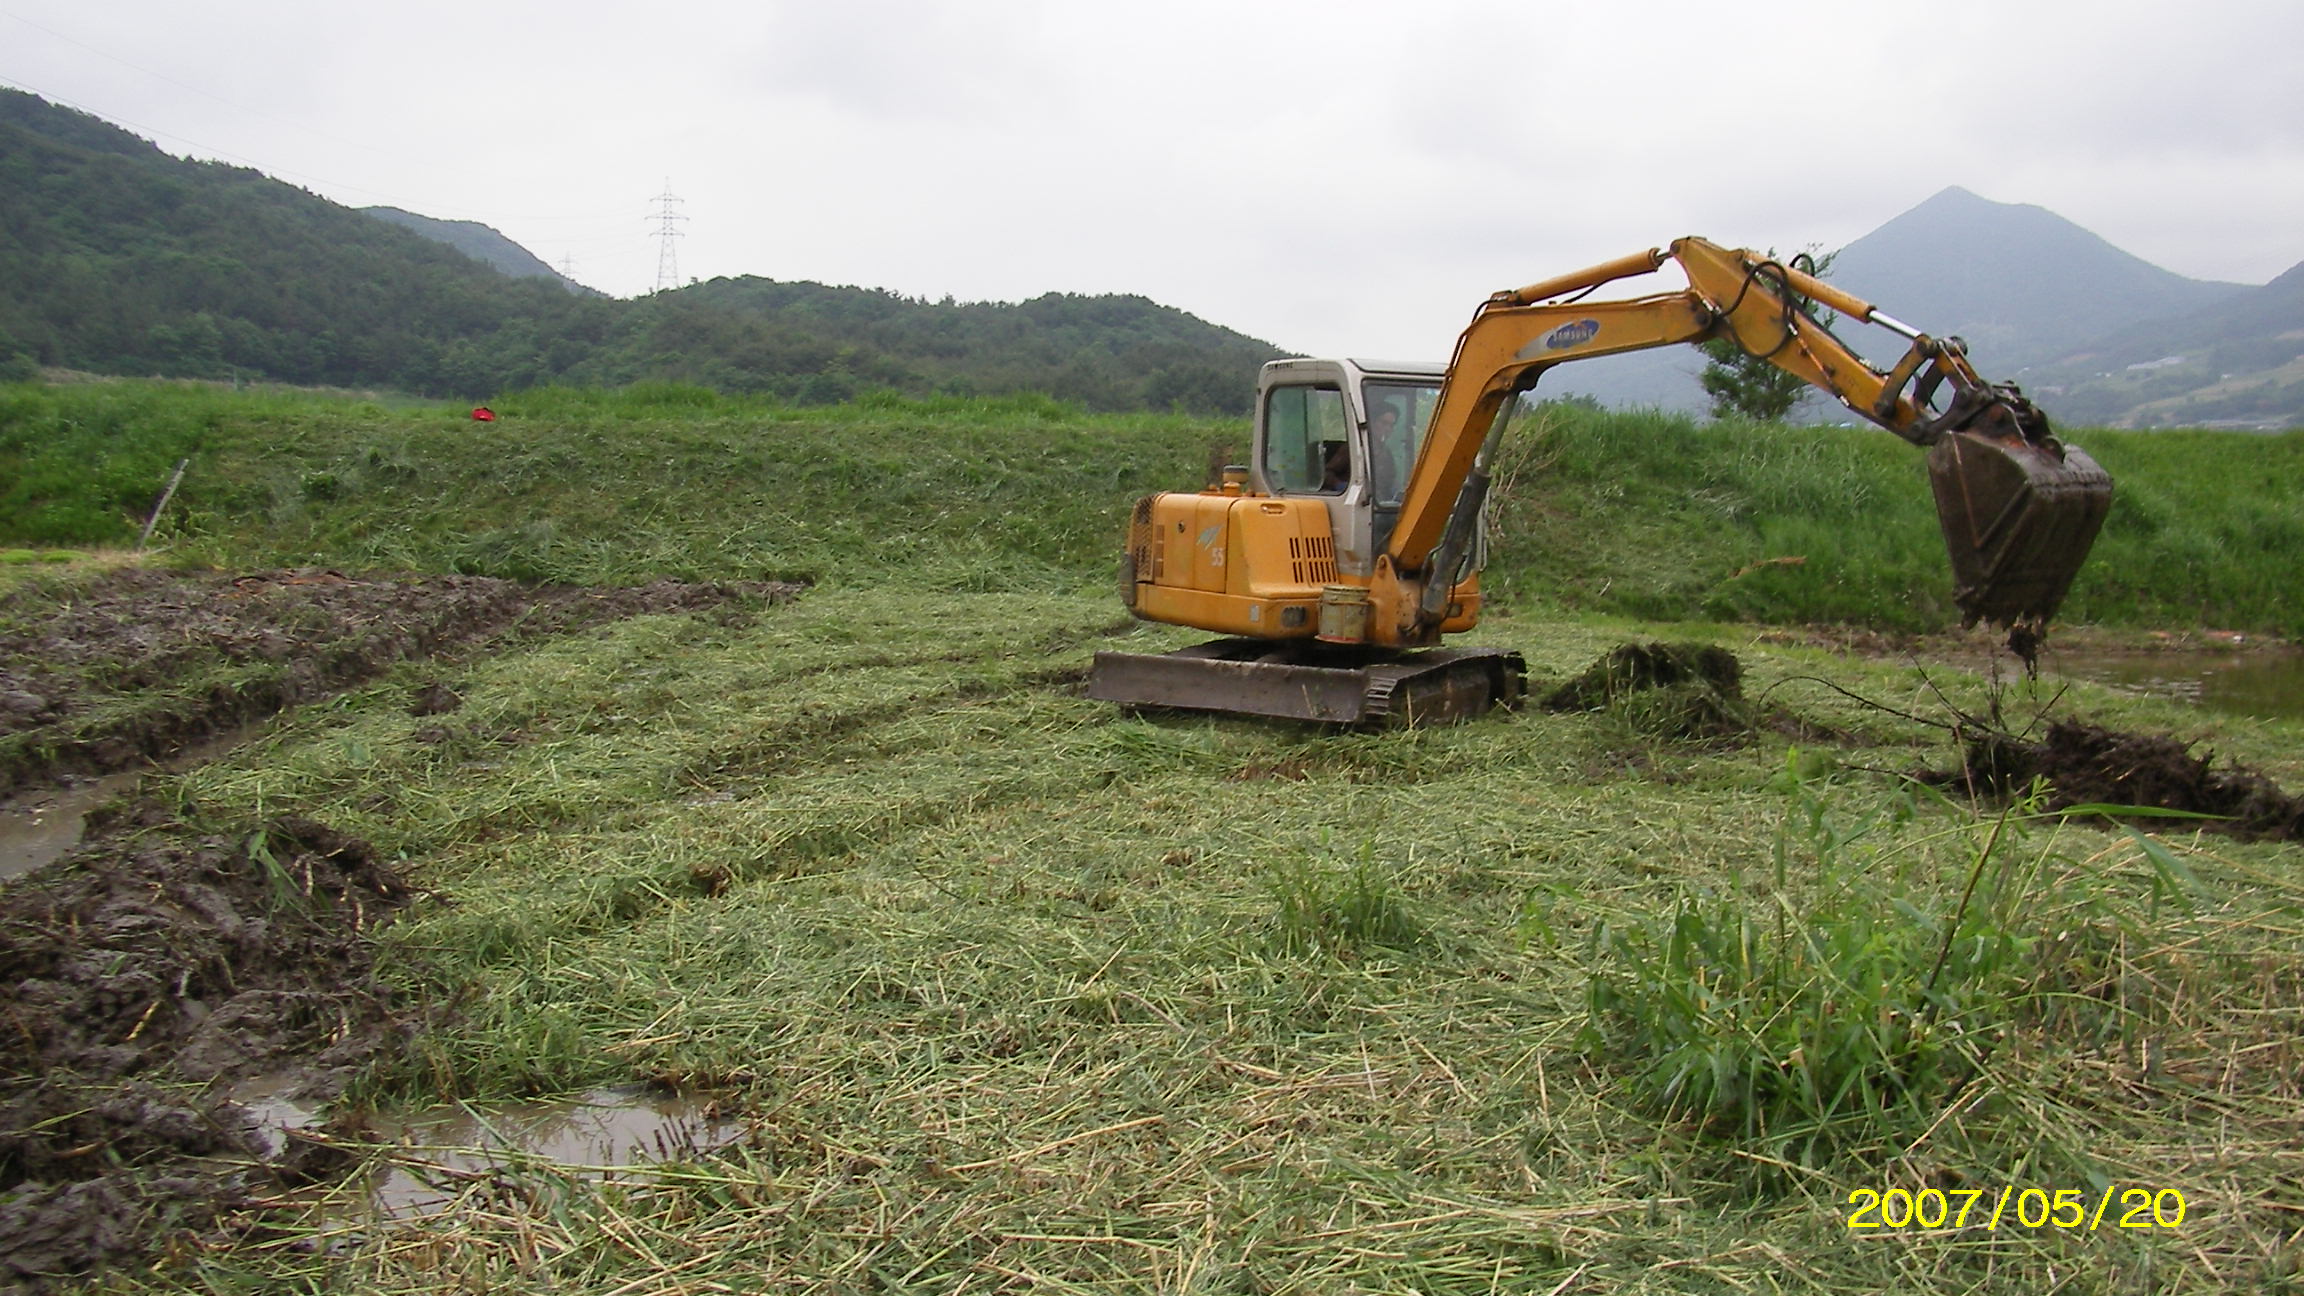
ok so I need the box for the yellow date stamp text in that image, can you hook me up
[1845,1186,2187,1232]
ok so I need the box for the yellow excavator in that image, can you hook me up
[1088,237,2114,725]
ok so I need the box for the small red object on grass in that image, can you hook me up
[472,406,496,422]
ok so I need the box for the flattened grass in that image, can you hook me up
[121,591,2304,1293]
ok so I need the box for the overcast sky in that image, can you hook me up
[4,0,2300,359]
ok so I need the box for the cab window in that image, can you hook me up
[1363,380,1442,507]
[1261,384,1350,494]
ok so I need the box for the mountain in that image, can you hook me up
[0,91,596,393]
[361,206,598,295]
[2021,258,2304,428]
[3,83,2291,426]
[0,89,1276,410]
[1826,186,2246,373]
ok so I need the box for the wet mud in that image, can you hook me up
[0,810,418,1291]
[0,567,797,1292]
[1951,720,2304,841]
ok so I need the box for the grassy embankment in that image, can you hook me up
[6,379,2304,1292]
[5,379,2298,631]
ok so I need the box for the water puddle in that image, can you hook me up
[0,725,269,883]
[249,1084,744,1218]
[2045,650,2304,722]
[0,771,141,881]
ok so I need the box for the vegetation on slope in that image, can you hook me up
[8,378,2296,635]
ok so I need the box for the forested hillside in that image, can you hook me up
[0,91,1279,411]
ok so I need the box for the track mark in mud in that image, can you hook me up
[0,568,803,796]
[0,810,424,1289]
[0,568,804,1291]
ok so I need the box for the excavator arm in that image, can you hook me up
[1373,237,2112,646]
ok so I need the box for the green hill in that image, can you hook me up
[2029,259,2304,429]
[0,90,1280,411]
[360,206,599,296]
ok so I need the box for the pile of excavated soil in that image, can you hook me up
[1541,641,1757,744]
[1953,720,2303,841]
[1540,641,1745,712]
[0,568,801,794]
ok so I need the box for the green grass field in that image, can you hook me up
[6,378,2301,632]
[7,380,2304,1292]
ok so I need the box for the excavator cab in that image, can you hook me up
[1254,360,1451,582]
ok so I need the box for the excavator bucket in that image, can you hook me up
[1927,412,2113,628]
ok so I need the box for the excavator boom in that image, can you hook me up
[1378,238,2111,641]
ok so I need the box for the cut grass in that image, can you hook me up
[109,591,2304,1293]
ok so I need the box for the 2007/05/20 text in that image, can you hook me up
[1847,1187,2187,1232]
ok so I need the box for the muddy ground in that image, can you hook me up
[0,567,795,1293]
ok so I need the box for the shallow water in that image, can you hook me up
[247,1084,743,1217]
[0,726,264,882]
[0,771,141,882]
[2045,650,2304,722]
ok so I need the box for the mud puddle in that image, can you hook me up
[0,727,262,883]
[0,774,130,881]
[268,1086,742,1218]
[2045,649,2304,722]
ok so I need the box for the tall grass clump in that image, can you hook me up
[1269,843,1429,958]
[1487,401,1957,629]
[1584,756,2079,1159]
[2058,427,2304,635]
[1490,403,2304,635]
[0,382,254,545]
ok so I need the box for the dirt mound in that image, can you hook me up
[1541,642,1744,712]
[1954,721,2304,841]
[0,568,801,795]
[0,812,424,1290]
[1540,642,1758,744]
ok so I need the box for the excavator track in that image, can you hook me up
[1088,639,1526,727]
